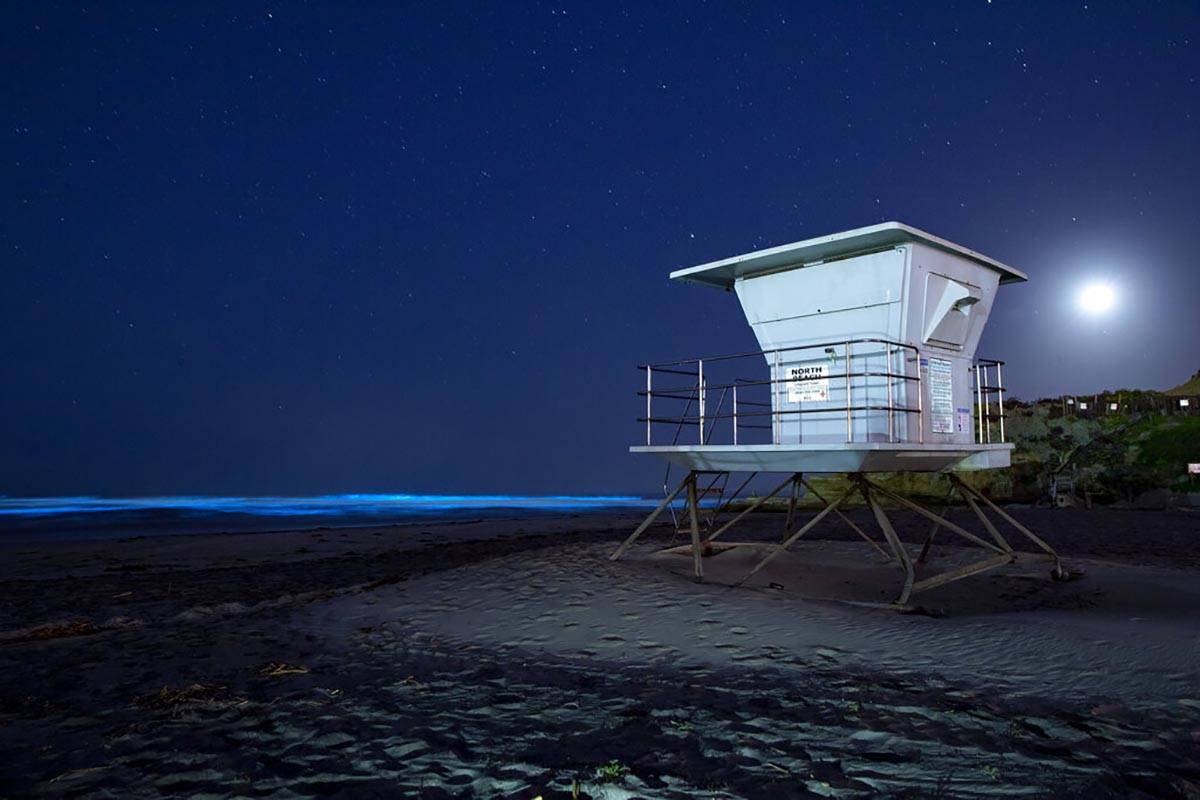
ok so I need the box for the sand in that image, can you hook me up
[2,507,1200,798]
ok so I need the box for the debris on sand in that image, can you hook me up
[49,764,110,784]
[258,661,310,677]
[136,683,241,713]
[1,619,98,645]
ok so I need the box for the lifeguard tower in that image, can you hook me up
[612,222,1067,605]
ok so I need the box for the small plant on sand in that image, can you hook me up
[980,763,1001,781]
[1005,720,1027,739]
[846,701,861,715]
[595,760,629,783]
[669,718,694,733]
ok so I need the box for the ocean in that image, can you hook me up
[0,494,657,542]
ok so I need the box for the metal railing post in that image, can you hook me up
[697,359,705,443]
[773,350,782,445]
[645,366,652,446]
[976,364,984,444]
[845,341,853,443]
[996,362,1005,443]
[984,365,992,444]
[732,384,739,446]
[886,342,894,443]
[917,351,924,444]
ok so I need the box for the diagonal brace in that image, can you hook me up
[801,478,891,561]
[860,477,1007,556]
[610,472,692,561]
[703,473,798,547]
[947,475,1060,565]
[736,484,858,586]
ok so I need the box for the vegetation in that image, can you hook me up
[1164,369,1200,398]
[738,386,1200,507]
[594,760,629,783]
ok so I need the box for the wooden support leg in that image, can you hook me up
[703,473,796,547]
[610,472,691,561]
[687,474,704,583]
[860,480,915,606]
[736,484,857,586]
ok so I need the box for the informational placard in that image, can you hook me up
[1181,398,1191,408]
[1189,463,1200,475]
[786,363,828,403]
[928,357,954,434]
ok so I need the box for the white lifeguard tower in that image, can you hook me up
[612,222,1067,605]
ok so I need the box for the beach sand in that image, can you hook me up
[2,507,1199,798]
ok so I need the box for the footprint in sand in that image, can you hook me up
[600,633,625,643]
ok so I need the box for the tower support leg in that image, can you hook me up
[623,470,1071,604]
[687,474,704,583]
[783,474,802,539]
[859,479,915,606]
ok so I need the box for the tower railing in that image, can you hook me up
[638,340,1008,447]
[638,338,924,447]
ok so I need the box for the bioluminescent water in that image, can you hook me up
[0,494,657,541]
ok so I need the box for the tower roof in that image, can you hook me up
[669,221,1028,289]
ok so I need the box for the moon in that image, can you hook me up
[1078,282,1116,314]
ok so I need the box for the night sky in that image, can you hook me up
[3,2,1198,497]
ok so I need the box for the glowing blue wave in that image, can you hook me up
[0,493,657,519]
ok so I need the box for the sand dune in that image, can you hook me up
[356,538,1200,705]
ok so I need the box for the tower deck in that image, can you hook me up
[630,442,1012,474]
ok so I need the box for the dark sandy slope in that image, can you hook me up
[1,508,1199,799]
